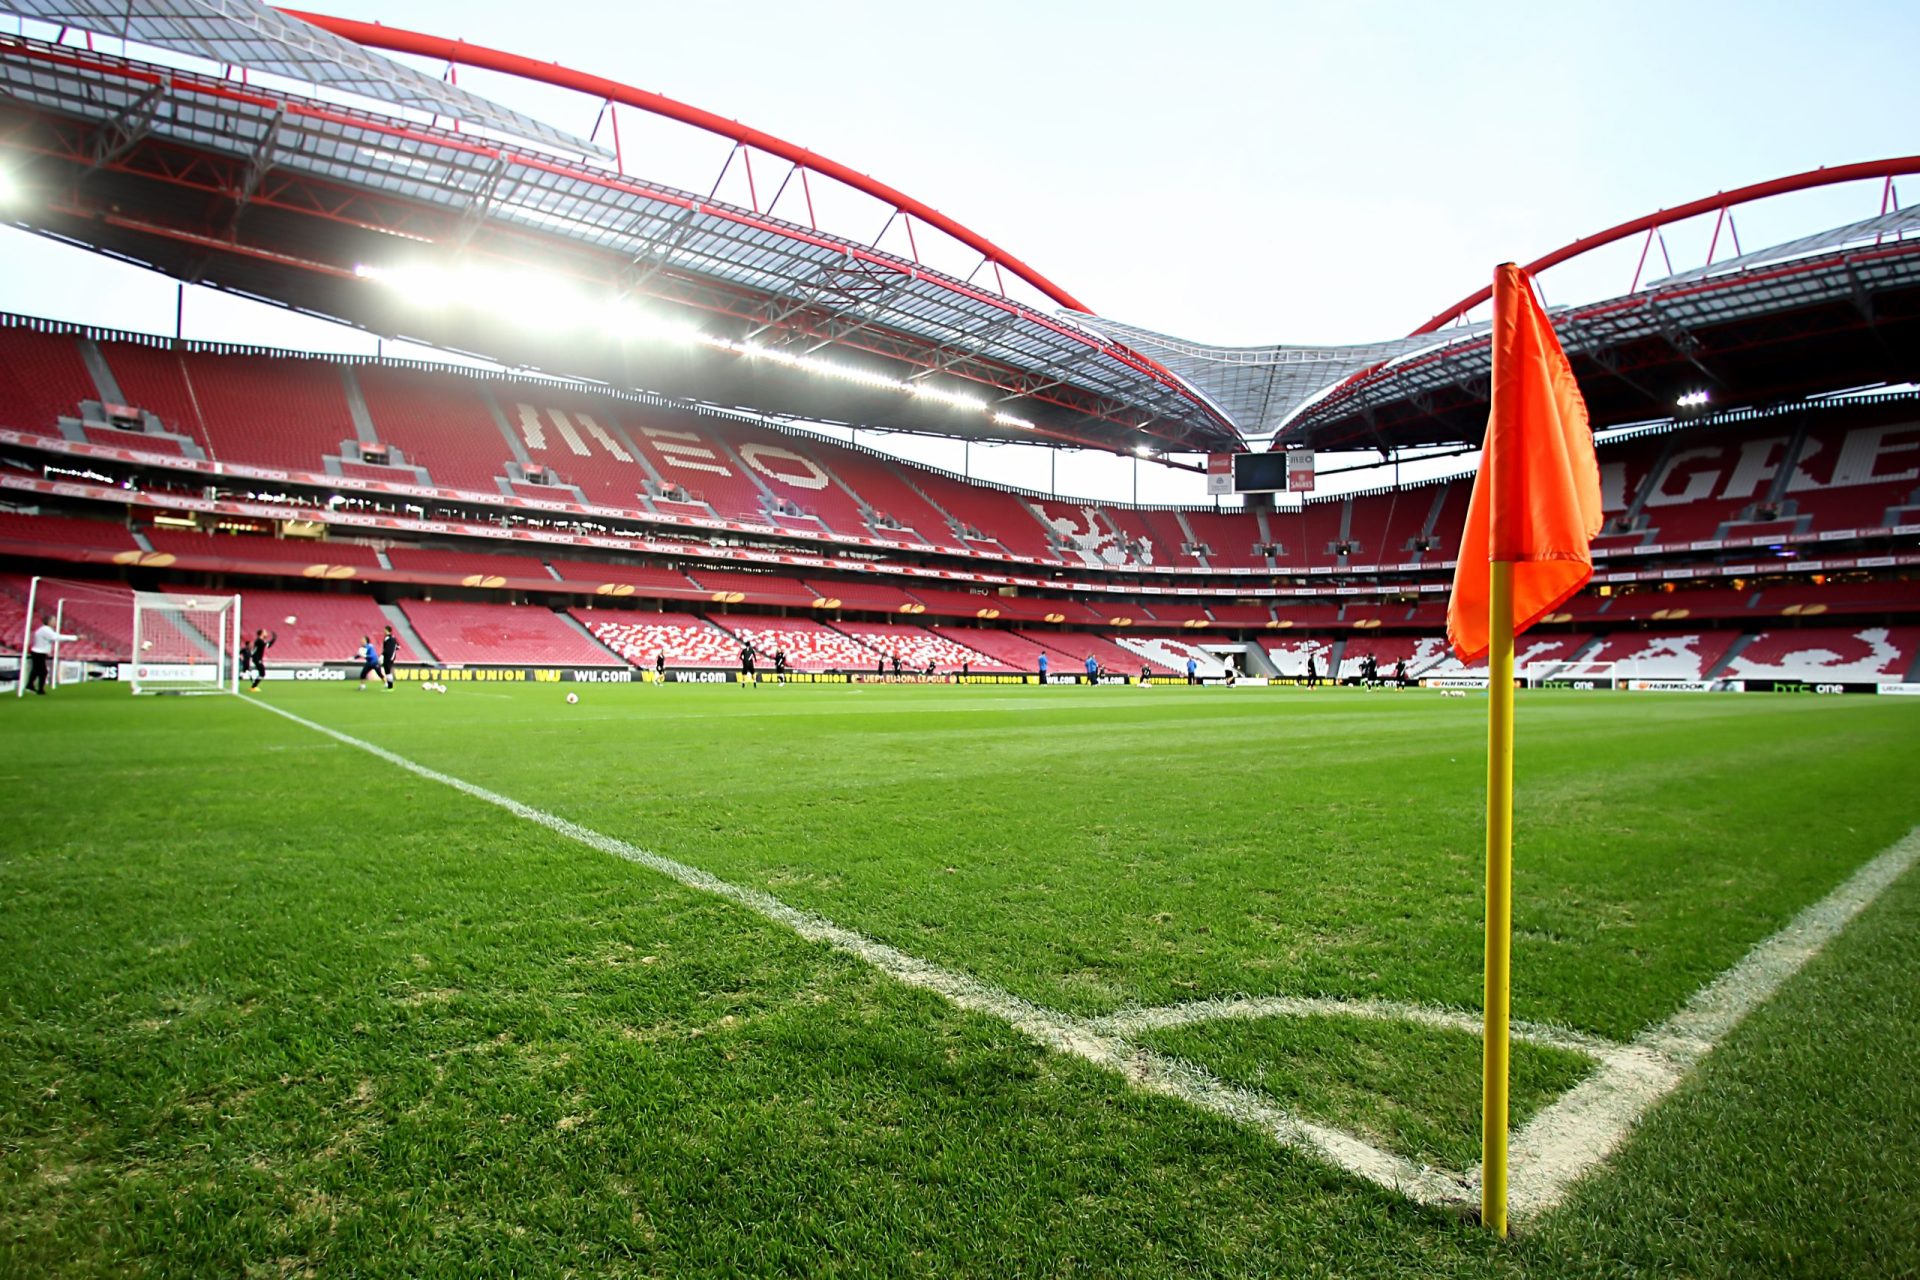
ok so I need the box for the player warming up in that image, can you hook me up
[25,617,77,695]
[381,625,398,689]
[740,639,757,688]
[356,635,382,690]
[242,627,277,691]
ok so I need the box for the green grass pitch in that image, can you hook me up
[2,680,1917,1277]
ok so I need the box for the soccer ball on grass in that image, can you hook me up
[565,692,579,705]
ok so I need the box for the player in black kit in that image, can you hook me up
[773,648,789,684]
[381,625,398,689]
[243,627,276,691]
[740,640,757,687]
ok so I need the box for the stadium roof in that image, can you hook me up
[0,3,1239,455]
[1092,159,1920,453]
[4,0,609,159]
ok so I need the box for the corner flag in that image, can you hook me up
[1447,266,1602,663]
[1448,264,1600,1236]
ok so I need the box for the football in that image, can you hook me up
[284,615,297,625]
[565,692,579,704]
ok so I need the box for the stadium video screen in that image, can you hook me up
[1231,452,1292,493]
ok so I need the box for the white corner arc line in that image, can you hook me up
[1093,996,1628,1064]
[245,699,1465,1205]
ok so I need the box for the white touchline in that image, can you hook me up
[246,700,1464,1204]
[247,699,1917,1221]
[1500,824,1920,1217]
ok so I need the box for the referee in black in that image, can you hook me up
[381,625,398,690]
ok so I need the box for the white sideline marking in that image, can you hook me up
[246,700,1464,1204]
[247,699,1918,1220]
[1501,825,1920,1217]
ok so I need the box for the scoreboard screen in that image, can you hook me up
[1232,452,1293,493]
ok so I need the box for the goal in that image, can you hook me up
[128,591,241,695]
[15,579,242,696]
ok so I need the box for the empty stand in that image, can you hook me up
[712,616,874,671]
[831,622,1001,671]
[1179,509,1267,569]
[143,529,381,570]
[1334,635,1424,678]
[739,439,875,537]
[625,419,774,524]
[1423,634,1592,677]
[927,626,1053,672]
[495,386,652,508]
[1604,587,1757,623]
[1351,487,1441,565]
[1265,637,1334,678]
[0,327,97,435]
[1016,629,1165,675]
[1724,626,1920,682]
[1206,602,1275,627]
[803,577,923,612]
[575,610,737,667]
[0,511,137,554]
[356,365,512,493]
[1116,635,1226,676]
[907,471,1059,561]
[381,547,553,584]
[1138,600,1211,626]
[400,599,619,665]
[169,586,410,665]
[905,584,1019,619]
[1268,500,1348,569]
[683,567,821,608]
[179,354,357,472]
[801,445,966,548]
[1755,579,1920,616]
[96,342,208,444]
[548,558,702,596]
[1032,498,1139,567]
[1579,631,1739,680]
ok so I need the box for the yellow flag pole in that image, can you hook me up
[1482,559,1516,1236]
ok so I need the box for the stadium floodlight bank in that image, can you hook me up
[128,592,241,695]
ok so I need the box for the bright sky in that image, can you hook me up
[1,0,1915,503]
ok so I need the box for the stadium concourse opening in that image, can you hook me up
[0,3,1917,1275]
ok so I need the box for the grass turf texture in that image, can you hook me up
[0,681,1914,1276]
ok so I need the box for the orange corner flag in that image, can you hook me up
[1446,264,1602,663]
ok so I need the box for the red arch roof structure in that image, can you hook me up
[279,9,1091,317]
[1412,156,1920,335]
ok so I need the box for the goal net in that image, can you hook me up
[11,577,154,695]
[129,591,240,695]
[15,580,241,695]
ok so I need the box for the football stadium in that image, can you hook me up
[2,3,1918,1275]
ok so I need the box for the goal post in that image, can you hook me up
[129,591,241,695]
